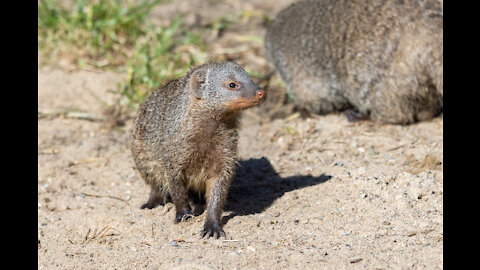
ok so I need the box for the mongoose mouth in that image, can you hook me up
[224,89,265,110]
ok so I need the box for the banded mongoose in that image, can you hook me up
[265,0,443,124]
[131,61,265,238]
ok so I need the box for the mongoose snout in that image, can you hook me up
[131,61,264,239]
[256,89,264,98]
[224,85,264,111]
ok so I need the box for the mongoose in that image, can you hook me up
[265,0,443,124]
[131,61,265,238]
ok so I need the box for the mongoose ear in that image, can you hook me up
[189,69,206,99]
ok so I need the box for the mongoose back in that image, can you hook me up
[265,0,443,124]
[131,61,264,238]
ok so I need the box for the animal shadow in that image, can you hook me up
[222,157,331,224]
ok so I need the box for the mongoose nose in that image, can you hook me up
[256,89,264,98]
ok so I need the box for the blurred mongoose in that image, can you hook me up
[131,61,265,238]
[265,0,443,124]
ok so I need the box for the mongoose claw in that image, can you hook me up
[140,202,156,209]
[175,211,194,223]
[140,200,164,209]
[201,223,225,239]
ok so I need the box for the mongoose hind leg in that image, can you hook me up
[167,173,194,223]
[188,189,206,216]
[367,80,442,124]
[141,186,170,209]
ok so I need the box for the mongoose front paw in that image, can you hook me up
[201,222,226,239]
[175,211,194,223]
[140,201,163,209]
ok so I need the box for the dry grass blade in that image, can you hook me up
[79,192,130,204]
[38,109,105,121]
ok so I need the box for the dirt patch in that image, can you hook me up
[405,154,443,175]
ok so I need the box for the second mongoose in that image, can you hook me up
[131,61,264,238]
[265,0,443,124]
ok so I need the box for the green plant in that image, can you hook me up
[116,18,206,108]
[38,0,162,66]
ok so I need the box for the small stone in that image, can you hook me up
[169,241,180,247]
[360,193,367,198]
[336,161,344,166]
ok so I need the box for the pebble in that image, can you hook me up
[336,161,344,167]
[169,241,180,247]
[360,193,367,198]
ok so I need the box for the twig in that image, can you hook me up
[84,228,91,242]
[79,192,129,204]
[386,144,406,152]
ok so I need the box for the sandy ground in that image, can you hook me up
[38,0,443,269]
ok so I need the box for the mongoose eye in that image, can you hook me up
[226,80,240,90]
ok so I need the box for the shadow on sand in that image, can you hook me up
[222,157,331,224]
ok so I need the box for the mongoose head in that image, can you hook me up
[188,61,264,112]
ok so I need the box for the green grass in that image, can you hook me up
[117,18,207,108]
[38,0,163,67]
[38,1,270,111]
[38,0,207,109]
